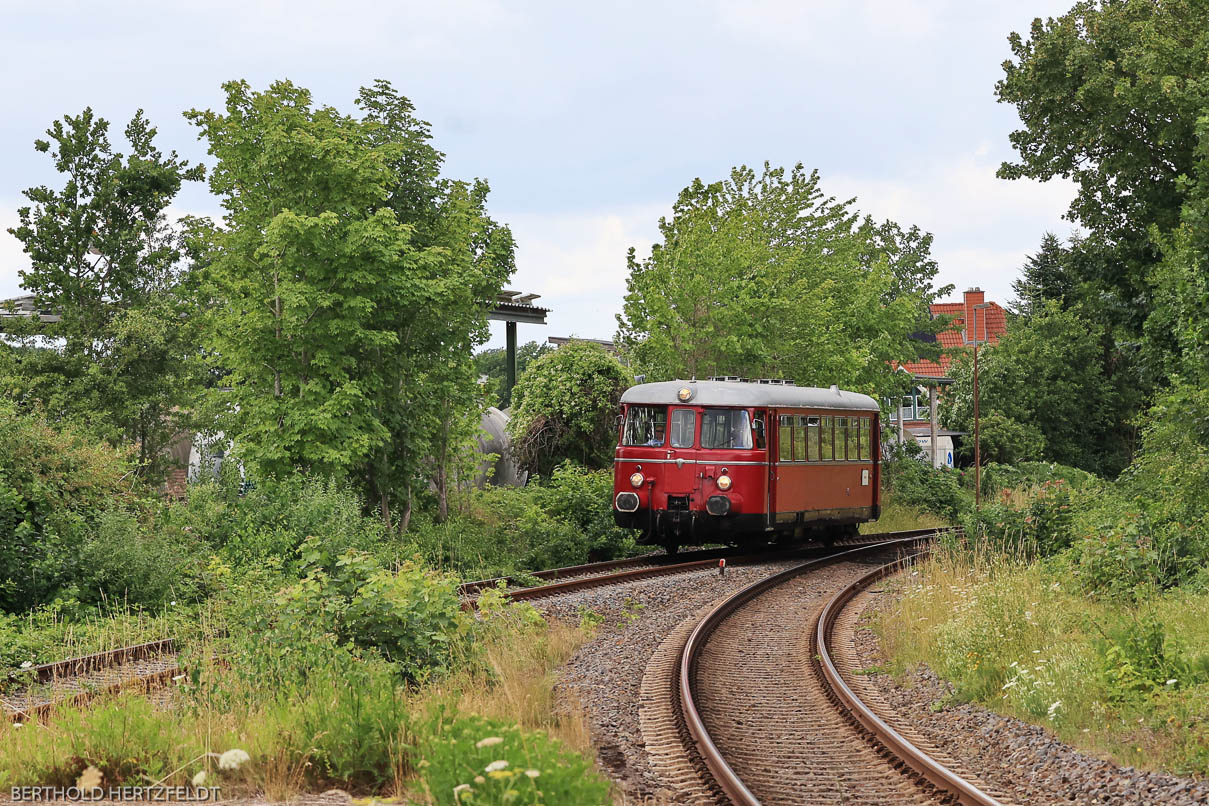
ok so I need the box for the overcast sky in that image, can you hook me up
[1,0,1077,350]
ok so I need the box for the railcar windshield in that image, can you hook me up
[700,408,754,449]
[623,405,667,446]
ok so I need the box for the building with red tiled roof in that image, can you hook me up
[898,288,1007,381]
[890,288,1009,468]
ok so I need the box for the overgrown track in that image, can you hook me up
[3,639,181,722]
[461,528,948,606]
[672,533,999,805]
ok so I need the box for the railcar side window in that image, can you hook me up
[837,417,849,460]
[821,415,834,460]
[701,408,754,449]
[860,417,872,460]
[669,409,696,448]
[793,416,807,461]
[778,415,794,460]
[623,406,667,446]
[807,416,820,461]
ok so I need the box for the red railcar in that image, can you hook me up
[612,378,881,552]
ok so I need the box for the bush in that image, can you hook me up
[415,713,610,805]
[970,412,1046,466]
[409,473,640,580]
[76,510,210,608]
[271,546,467,681]
[885,456,966,522]
[534,464,635,561]
[0,404,150,612]
[166,473,392,573]
[981,461,1098,497]
[960,479,1076,558]
[507,342,632,476]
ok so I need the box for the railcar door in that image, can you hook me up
[662,407,699,494]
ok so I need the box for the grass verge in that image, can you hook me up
[875,540,1209,777]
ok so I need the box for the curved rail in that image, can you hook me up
[463,527,950,606]
[816,556,1000,806]
[677,531,998,806]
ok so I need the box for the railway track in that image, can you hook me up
[3,639,182,722]
[647,533,999,805]
[461,528,949,605]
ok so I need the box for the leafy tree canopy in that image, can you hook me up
[941,302,1121,475]
[507,342,632,477]
[5,108,206,478]
[187,80,513,527]
[997,0,1209,336]
[615,163,949,395]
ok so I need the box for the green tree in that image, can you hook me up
[1011,232,1076,318]
[941,303,1119,474]
[615,163,944,394]
[507,342,633,477]
[187,80,513,528]
[996,0,1209,340]
[5,109,206,479]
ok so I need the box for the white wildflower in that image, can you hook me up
[191,770,207,787]
[485,760,509,773]
[474,776,486,784]
[1166,679,1178,686]
[453,784,472,794]
[525,769,540,779]
[217,748,251,770]
[1047,700,1062,720]
[19,661,33,669]
[476,736,504,748]
[13,722,22,729]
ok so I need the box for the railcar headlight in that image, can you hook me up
[716,474,732,491]
[630,471,644,488]
[677,386,694,402]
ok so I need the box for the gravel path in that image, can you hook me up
[850,576,1209,806]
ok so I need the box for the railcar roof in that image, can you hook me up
[620,380,880,411]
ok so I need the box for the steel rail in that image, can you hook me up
[816,555,1001,806]
[8,638,177,685]
[463,527,950,606]
[5,639,182,723]
[676,531,946,806]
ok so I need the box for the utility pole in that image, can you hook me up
[972,302,991,508]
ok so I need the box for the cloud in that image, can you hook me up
[483,204,668,349]
[827,149,1078,304]
[711,0,949,45]
[0,205,28,300]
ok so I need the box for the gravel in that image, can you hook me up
[549,559,1209,805]
[544,559,803,798]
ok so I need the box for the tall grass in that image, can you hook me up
[876,539,1209,776]
[0,613,602,800]
[861,494,949,534]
